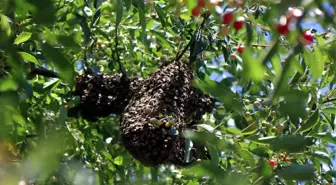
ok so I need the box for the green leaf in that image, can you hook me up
[183,130,229,151]
[103,152,113,161]
[267,44,303,102]
[56,106,67,125]
[187,0,197,15]
[195,75,242,111]
[322,107,336,114]
[313,132,336,144]
[91,8,101,27]
[311,46,325,79]
[312,151,332,165]
[0,77,18,92]
[17,52,41,66]
[14,32,32,45]
[250,147,270,158]
[270,135,313,153]
[245,22,253,45]
[279,89,309,124]
[226,127,241,135]
[207,144,219,166]
[239,149,255,166]
[43,78,60,89]
[260,40,279,66]
[116,0,123,25]
[154,5,167,27]
[29,0,57,25]
[277,164,315,181]
[40,43,75,85]
[303,47,325,79]
[0,14,11,38]
[196,124,222,138]
[246,136,277,144]
[326,170,336,178]
[125,0,132,10]
[139,9,146,40]
[241,47,264,82]
[114,156,123,166]
[241,120,258,135]
[294,109,320,134]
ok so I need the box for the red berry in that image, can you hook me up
[279,123,285,129]
[269,160,276,166]
[222,11,233,24]
[230,53,236,60]
[220,26,230,36]
[192,6,201,17]
[205,9,211,16]
[301,31,314,45]
[233,16,245,30]
[271,111,276,116]
[150,12,157,19]
[97,40,103,48]
[237,45,245,54]
[197,0,205,7]
[289,8,303,18]
[277,23,289,35]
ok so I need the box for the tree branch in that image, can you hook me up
[323,98,336,104]
[29,67,59,78]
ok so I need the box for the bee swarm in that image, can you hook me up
[72,60,215,166]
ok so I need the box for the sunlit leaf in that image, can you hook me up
[196,124,222,138]
[241,120,258,135]
[114,156,123,166]
[0,77,18,91]
[17,52,41,66]
[241,47,264,82]
[14,32,32,45]
[303,47,325,79]
[322,107,336,114]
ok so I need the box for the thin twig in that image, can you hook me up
[175,14,210,62]
[114,24,127,78]
[323,98,336,104]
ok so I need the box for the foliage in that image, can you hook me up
[0,0,335,184]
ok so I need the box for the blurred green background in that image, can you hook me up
[0,0,335,184]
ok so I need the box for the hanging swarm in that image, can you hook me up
[70,60,215,166]
[70,74,143,121]
[120,60,214,166]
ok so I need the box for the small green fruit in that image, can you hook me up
[253,101,261,107]
[150,118,163,127]
[165,121,174,128]
[224,63,230,70]
[271,111,276,117]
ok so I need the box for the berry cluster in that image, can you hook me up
[222,11,245,31]
[276,7,314,45]
[191,0,212,17]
